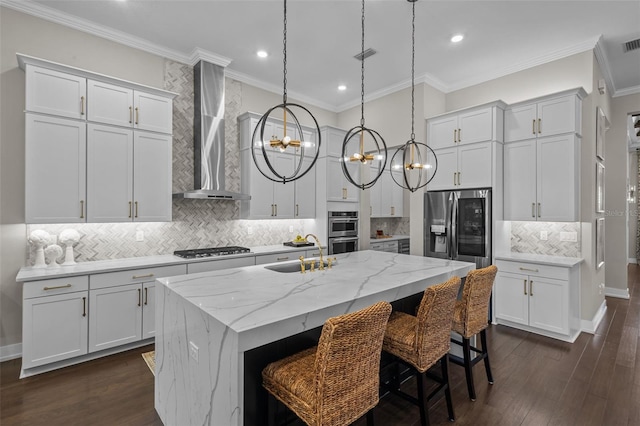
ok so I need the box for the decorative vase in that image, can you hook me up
[63,245,77,265]
[59,229,81,266]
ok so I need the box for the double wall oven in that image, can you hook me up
[328,211,359,254]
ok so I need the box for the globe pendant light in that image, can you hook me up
[390,0,438,192]
[341,0,388,190]
[251,0,321,184]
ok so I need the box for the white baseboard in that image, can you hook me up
[581,300,607,334]
[0,343,22,362]
[605,287,631,299]
[628,258,637,264]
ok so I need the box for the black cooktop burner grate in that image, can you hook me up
[173,246,251,258]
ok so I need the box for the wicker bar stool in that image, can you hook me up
[262,301,392,426]
[450,265,498,401]
[381,276,461,426]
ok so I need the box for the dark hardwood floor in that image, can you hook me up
[3,265,640,425]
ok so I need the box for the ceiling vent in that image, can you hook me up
[623,38,640,53]
[354,48,377,61]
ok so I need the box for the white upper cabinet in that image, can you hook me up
[25,114,87,223]
[370,167,404,218]
[26,65,87,120]
[427,142,493,191]
[88,80,173,134]
[427,103,504,150]
[19,54,175,224]
[504,88,585,142]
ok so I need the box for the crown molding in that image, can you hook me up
[593,35,616,96]
[613,84,640,98]
[447,36,601,93]
[1,0,192,64]
[189,48,232,68]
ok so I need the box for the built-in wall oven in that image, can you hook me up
[328,211,359,254]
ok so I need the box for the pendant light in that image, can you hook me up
[251,0,321,184]
[341,0,388,190]
[390,0,438,192]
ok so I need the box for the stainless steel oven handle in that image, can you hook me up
[330,237,358,243]
[329,218,357,223]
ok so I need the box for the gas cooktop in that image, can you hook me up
[173,246,251,259]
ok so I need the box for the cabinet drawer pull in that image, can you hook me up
[138,288,141,307]
[523,279,527,295]
[129,201,132,218]
[538,118,541,134]
[519,267,539,272]
[129,106,133,124]
[532,203,535,218]
[132,273,154,279]
[80,200,85,219]
[537,203,541,218]
[43,283,72,291]
[530,280,534,296]
[532,119,536,135]
[144,287,149,305]
[82,296,86,317]
[80,96,85,115]
[276,257,289,261]
[135,107,139,125]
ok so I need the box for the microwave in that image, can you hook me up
[328,211,358,238]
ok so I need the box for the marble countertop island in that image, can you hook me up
[154,250,475,426]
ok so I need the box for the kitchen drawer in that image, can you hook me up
[23,275,89,299]
[188,257,255,274]
[370,242,384,251]
[255,251,301,265]
[90,264,186,290]
[495,260,568,281]
[305,248,324,258]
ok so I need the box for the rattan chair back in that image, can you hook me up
[455,265,498,338]
[414,276,461,370]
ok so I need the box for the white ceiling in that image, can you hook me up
[5,0,640,112]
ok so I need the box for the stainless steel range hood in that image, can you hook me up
[173,60,250,200]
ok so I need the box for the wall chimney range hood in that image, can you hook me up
[173,60,250,200]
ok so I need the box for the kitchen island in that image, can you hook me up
[154,250,475,425]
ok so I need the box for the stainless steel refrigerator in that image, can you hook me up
[424,189,491,269]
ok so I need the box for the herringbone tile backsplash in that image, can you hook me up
[25,60,310,264]
[510,221,580,257]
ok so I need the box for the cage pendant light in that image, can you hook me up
[341,0,388,190]
[251,0,321,184]
[390,0,438,192]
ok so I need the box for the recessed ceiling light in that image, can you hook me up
[451,34,464,43]
[257,50,268,58]
[338,85,347,91]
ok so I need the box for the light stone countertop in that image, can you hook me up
[16,244,321,282]
[494,252,584,267]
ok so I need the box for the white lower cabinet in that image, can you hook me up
[22,276,89,369]
[89,283,143,352]
[370,240,399,253]
[494,259,580,342]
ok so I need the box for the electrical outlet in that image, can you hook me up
[289,226,294,232]
[189,341,199,363]
[540,231,548,240]
[560,232,578,242]
[135,230,144,241]
[247,227,253,235]
[599,283,605,295]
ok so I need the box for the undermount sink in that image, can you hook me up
[264,259,335,273]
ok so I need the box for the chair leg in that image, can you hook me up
[441,354,455,422]
[416,371,431,426]
[462,337,476,401]
[366,409,375,426]
[480,329,494,385]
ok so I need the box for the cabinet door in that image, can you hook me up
[89,284,142,353]
[294,157,316,218]
[142,283,155,339]
[369,166,383,218]
[388,170,404,217]
[426,147,457,191]
[87,124,133,222]
[458,142,492,189]
[537,96,577,138]
[504,140,537,221]
[22,292,88,369]
[87,80,134,127]
[247,151,276,219]
[133,131,172,222]
[273,154,295,218]
[504,103,537,142]
[528,276,569,335]
[25,114,87,223]
[327,157,360,202]
[458,107,493,145]
[26,65,86,119]
[427,115,458,150]
[323,127,347,158]
[133,91,173,134]
[537,135,578,221]
[494,272,529,326]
